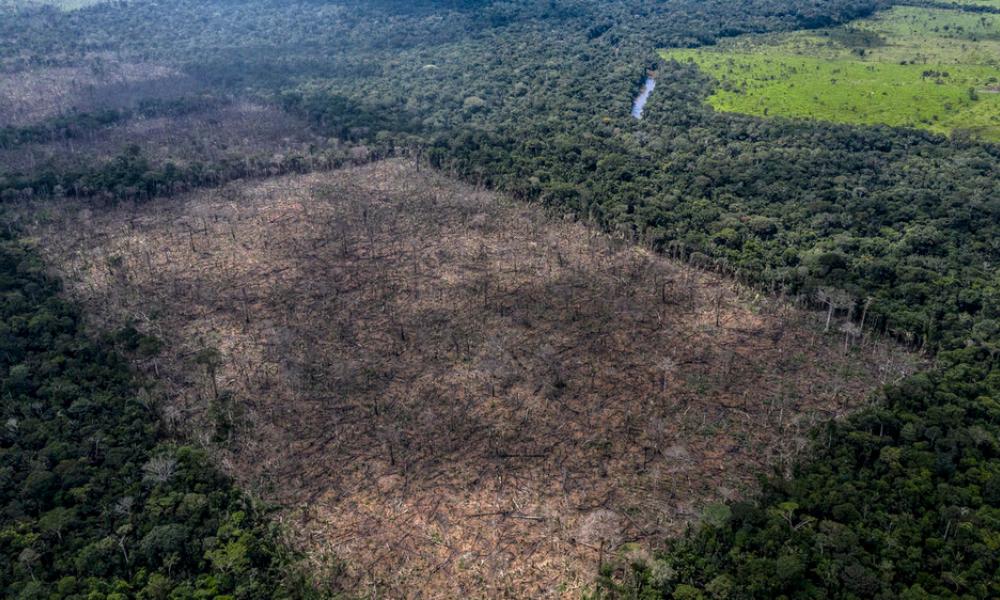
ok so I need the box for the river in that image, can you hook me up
[631,77,655,119]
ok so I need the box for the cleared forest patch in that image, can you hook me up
[1,0,108,10]
[0,100,331,175]
[0,59,197,127]
[23,160,919,598]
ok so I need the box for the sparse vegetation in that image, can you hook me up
[0,234,327,599]
[2,0,999,598]
[0,0,108,12]
[20,160,916,597]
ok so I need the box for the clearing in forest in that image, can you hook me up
[945,0,1000,8]
[23,160,918,598]
[0,60,194,127]
[662,6,1000,140]
[0,100,330,176]
[0,0,107,11]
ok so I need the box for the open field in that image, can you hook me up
[662,6,1000,139]
[942,0,1000,8]
[20,160,919,598]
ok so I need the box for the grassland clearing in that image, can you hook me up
[661,6,1000,139]
[938,0,1000,9]
[21,160,918,598]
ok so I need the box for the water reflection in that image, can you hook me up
[631,77,656,119]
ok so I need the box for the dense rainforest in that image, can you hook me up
[2,0,997,350]
[0,0,998,598]
[0,234,326,598]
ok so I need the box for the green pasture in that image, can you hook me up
[940,0,1000,9]
[661,7,1000,140]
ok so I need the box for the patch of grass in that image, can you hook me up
[661,7,1000,139]
[938,0,1000,9]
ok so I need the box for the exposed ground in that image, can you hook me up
[663,6,1000,139]
[22,160,918,598]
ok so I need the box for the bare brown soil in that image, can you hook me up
[23,160,918,599]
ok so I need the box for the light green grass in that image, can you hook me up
[940,0,1000,9]
[661,7,1000,140]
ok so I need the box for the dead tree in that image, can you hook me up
[816,287,853,333]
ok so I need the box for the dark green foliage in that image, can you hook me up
[1,0,973,351]
[0,109,127,149]
[1,1,999,597]
[0,97,221,152]
[597,351,1000,599]
[0,142,373,205]
[434,110,1000,351]
[0,235,315,599]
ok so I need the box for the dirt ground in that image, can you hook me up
[22,160,919,599]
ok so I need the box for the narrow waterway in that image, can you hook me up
[631,77,655,119]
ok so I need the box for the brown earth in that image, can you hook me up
[21,159,919,599]
[0,58,197,127]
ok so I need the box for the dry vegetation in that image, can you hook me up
[1,0,109,10]
[22,160,918,598]
[0,100,329,174]
[0,58,196,127]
